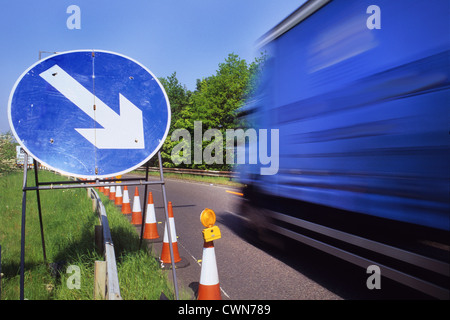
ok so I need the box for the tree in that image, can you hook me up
[157,72,192,167]
[154,53,266,170]
[189,53,251,129]
[181,53,265,170]
[0,131,18,175]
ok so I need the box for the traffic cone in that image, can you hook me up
[114,185,123,206]
[98,181,104,193]
[109,185,116,201]
[143,192,161,241]
[121,186,131,214]
[103,179,110,197]
[198,240,221,300]
[131,187,142,225]
[160,202,189,269]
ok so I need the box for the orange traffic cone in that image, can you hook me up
[115,185,123,206]
[109,185,116,202]
[103,178,109,197]
[98,182,104,193]
[198,240,221,300]
[160,202,189,269]
[131,187,142,225]
[143,192,161,241]
[121,186,131,214]
[103,184,110,197]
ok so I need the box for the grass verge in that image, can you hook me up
[0,171,175,300]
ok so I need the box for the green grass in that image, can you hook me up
[0,171,99,299]
[0,171,176,300]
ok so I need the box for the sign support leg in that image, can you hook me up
[19,152,29,300]
[157,151,179,300]
[33,159,47,263]
[139,162,150,249]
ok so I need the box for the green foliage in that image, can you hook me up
[0,171,100,300]
[0,131,19,175]
[158,72,192,168]
[156,52,266,171]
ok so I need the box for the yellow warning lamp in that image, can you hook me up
[200,208,221,242]
[200,208,216,227]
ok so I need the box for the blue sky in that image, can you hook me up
[0,0,305,133]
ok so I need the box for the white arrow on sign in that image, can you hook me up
[39,64,145,149]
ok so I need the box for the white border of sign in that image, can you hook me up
[7,49,171,179]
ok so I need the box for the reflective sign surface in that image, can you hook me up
[8,50,171,178]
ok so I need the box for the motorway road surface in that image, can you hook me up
[121,174,431,300]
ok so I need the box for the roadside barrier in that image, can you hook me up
[89,187,122,300]
[136,166,235,179]
[121,186,131,214]
[131,187,142,225]
[143,192,161,241]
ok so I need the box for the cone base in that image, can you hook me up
[131,212,143,225]
[159,242,190,269]
[159,257,190,270]
[143,237,162,243]
[160,242,181,263]
[122,204,131,215]
[143,223,160,240]
[198,283,221,300]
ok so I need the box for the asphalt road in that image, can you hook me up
[121,174,432,300]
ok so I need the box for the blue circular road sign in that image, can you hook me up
[8,50,171,178]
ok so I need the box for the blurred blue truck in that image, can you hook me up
[237,0,449,232]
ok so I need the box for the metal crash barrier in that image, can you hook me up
[89,187,122,300]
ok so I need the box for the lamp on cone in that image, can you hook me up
[198,208,221,300]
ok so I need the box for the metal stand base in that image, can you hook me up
[19,150,179,300]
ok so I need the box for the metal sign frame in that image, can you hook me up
[18,149,179,300]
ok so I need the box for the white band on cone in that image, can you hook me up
[199,246,219,285]
[133,195,141,212]
[146,203,157,224]
[123,190,130,203]
[163,218,177,244]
